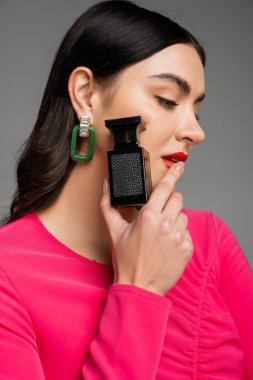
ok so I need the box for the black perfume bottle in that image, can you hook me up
[104,115,152,207]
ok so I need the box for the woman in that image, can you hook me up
[0,1,252,379]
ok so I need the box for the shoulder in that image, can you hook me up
[182,208,251,271]
[182,207,217,234]
[0,213,39,271]
[182,207,229,237]
[181,208,231,267]
[0,213,35,247]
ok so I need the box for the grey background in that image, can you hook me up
[0,0,252,268]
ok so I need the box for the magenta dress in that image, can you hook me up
[0,210,252,379]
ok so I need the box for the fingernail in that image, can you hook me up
[103,178,108,193]
[175,161,185,172]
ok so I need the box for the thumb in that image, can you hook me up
[99,178,127,242]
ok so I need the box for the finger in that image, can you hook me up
[181,229,194,257]
[172,213,188,236]
[184,229,193,245]
[147,161,185,213]
[161,211,188,236]
[162,191,184,222]
[99,178,128,242]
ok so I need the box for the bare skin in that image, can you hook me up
[37,43,206,293]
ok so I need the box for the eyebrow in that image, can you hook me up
[147,72,205,103]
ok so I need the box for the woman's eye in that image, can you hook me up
[155,96,201,121]
[155,96,178,110]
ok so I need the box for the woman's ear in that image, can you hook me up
[68,67,96,122]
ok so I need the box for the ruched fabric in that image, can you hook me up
[0,210,252,379]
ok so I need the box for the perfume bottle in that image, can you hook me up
[104,115,152,207]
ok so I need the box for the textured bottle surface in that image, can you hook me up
[111,152,143,197]
[107,147,151,207]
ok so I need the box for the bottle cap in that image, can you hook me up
[104,116,142,150]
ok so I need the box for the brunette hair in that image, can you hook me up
[2,0,205,224]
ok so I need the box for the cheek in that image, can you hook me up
[139,129,161,156]
[138,113,172,156]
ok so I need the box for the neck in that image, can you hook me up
[36,159,139,266]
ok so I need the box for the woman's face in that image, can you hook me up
[93,43,206,189]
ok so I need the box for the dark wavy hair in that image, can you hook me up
[2,0,205,225]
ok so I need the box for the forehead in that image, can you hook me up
[120,43,205,91]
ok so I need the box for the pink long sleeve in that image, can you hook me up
[81,284,172,379]
[0,239,171,380]
[0,267,46,379]
[211,213,253,379]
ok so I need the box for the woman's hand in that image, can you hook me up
[99,161,194,296]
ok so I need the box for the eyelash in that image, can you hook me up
[155,96,200,121]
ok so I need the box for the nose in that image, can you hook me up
[175,112,206,145]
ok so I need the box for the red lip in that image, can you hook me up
[161,152,188,162]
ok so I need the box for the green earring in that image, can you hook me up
[70,115,96,162]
